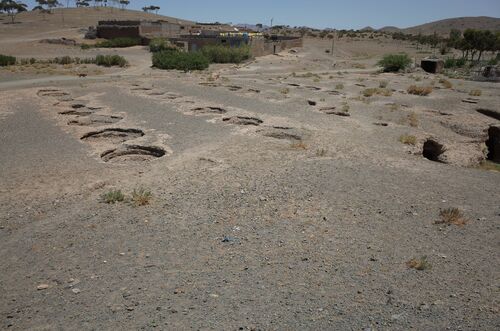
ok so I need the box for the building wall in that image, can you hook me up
[96,26,141,39]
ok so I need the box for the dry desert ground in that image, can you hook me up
[0,8,499,331]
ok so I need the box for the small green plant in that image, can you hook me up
[201,45,251,64]
[0,54,16,66]
[469,89,482,97]
[436,208,468,226]
[406,256,431,270]
[101,190,125,204]
[95,37,142,48]
[378,53,411,72]
[335,83,344,90]
[152,50,209,71]
[131,188,153,206]
[399,134,417,145]
[280,88,290,94]
[407,85,433,96]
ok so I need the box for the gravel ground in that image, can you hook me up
[1,38,499,330]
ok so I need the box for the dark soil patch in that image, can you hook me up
[373,122,389,126]
[223,116,263,126]
[81,128,144,144]
[308,100,317,106]
[101,145,166,162]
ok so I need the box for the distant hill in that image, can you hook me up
[379,16,500,36]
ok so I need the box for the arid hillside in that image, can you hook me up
[0,7,193,33]
[380,16,500,35]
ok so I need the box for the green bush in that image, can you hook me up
[444,57,466,68]
[149,38,177,53]
[201,45,251,64]
[152,50,209,71]
[95,54,128,67]
[0,54,16,66]
[95,37,142,48]
[378,54,412,72]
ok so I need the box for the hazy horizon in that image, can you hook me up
[20,0,500,29]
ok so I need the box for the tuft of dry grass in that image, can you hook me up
[399,134,417,145]
[477,160,500,172]
[362,88,392,97]
[469,89,482,97]
[407,85,433,96]
[101,190,125,204]
[315,148,328,157]
[439,78,453,89]
[280,88,290,95]
[290,142,308,150]
[407,112,419,127]
[131,188,153,206]
[379,80,388,88]
[436,208,469,226]
[406,256,431,271]
[335,83,344,90]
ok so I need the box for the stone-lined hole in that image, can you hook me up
[101,145,166,162]
[486,126,500,163]
[222,116,263,126]
[423,139,446,162]
[81,128,144,144]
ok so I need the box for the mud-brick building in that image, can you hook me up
[95,20,303,56]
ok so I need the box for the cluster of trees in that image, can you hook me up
[450,29,500,62]
[142,5,159,14]
[0,0,27,23]
[392,29,500,62]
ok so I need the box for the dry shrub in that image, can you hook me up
[291,142,307,150]
[469,89,482,97]
[280,88,290,95]
[399,134,417,145]
[406,256,431,270]
[439,78,453,89]
[362,88,392,97]
[132,188,153,206]
[407,85,433,96]
[436,208,468,226]
[408,112,419,127]
[335,83,345,90]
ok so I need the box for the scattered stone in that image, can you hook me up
[37,284,49,290]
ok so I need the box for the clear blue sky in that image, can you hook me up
[22,0,500,29]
